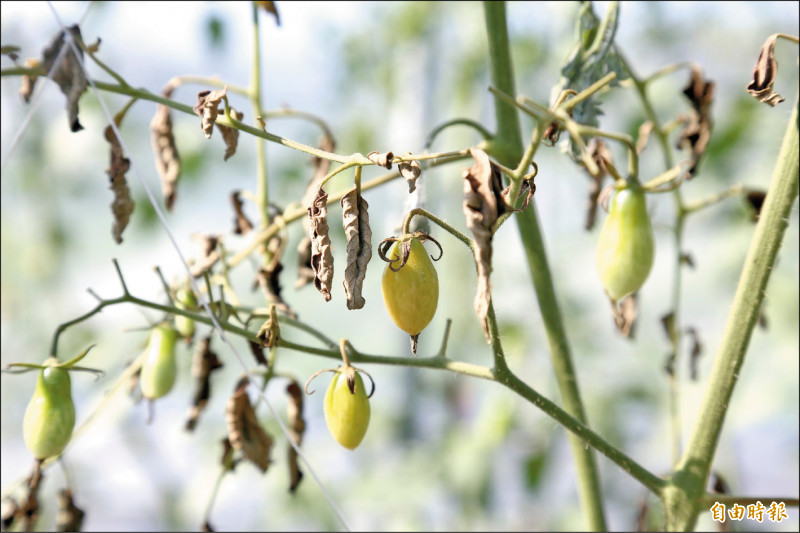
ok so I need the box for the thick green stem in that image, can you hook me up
[251,3,270,267]
[483,2,607,530]
[665,92,799,531]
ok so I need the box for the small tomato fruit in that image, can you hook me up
[381,238,439,336]
[324,369,370,450]
[596,184,655,301]
[23,359,75,460]
[140,323,178,400]
[175,287,197,339]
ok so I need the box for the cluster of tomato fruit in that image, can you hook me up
[20,182,653,460]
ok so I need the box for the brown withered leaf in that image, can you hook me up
[746,34,785,106]
[220,437,235,471]
[217,108,244,161]
[286,381,306,493]
[1,496,18,531]
[636,121,654,155]
[256,1,281,25]
[687,327,703,381]
[19,58,40,103]
[151,84,181,210]
[398,154,422,193]
[661,312,676,343]
[308,187,334,301]
[295,236,316,289]
[193,87,228,139]
[202,520,215,532]
[104,125,134,244]
[226,377,273,473]
[247,341,268,366]
[185,337,224,432]
[341,187,372,310]
[610,293,638,338]
[55,489,84,533]
[542,121,561,145]
[256,305,281,348]
[677,66,714,177]
[231,191,254,235]
[664,352,676,377]
[680,252,695,269]
[584,138,612,230]
[462,148,508,343]
[20,462,43,532]
[745,189,767,222]
[758,309,769,330]
[41,25,87,132]
[367,151,394,169]
[256,265,295,318]
[190,234,221,278]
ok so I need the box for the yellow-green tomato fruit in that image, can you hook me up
[140,324,178,400]
[381,238,439,336]
[23,359,76,460]
[324,370,370,450]
[596,185,655,301]
[175,288,197,339]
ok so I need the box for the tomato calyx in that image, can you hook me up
[378,231,443,272]
[2,345,103,379]
[303,339,375,398]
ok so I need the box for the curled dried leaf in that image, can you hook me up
[377,231,442,272]
[609,293,637,338]
[256,264,295,318]
[41,25,87,132]
[151,84,180,210]
[745,189,767,222]
[193,87,228,139]
[256,305,280,348]
[185,337,224,431]
[190,234,221,278]
[220,437,235,471]
[341,187,372,310]
[462,148,507,343]
[367,151,394,169]
[247,340,268,367]
[286,381,305,493]
[202,521,215,532]
[19,463,43,532]
[218,108,244,161]
[256,0,281,25]
[542,121,561,145]
[746,34,785,106]
[308,187,334,301]
[104,125,134,244]
[660,312,676,343]
[226,377,273,473]
[231,191,254,235]
[295,236,316,289]
[687,327,703,381]
[55,489,84,533]
[19,58,39,103]
[583,138,612,230]
[680,252,695,269]
[398,154,422,193]
[1,497,17,531]
[677,66,714,177]
[636,121,654,155]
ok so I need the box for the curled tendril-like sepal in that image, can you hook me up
[377,231,443,272]
[303,365,375,399]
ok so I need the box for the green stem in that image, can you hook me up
[425,118,494,148]
[483,2,607,530]
[665,91,799,531]
[251,3,270,267]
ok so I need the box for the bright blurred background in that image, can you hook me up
[1,1,798,531]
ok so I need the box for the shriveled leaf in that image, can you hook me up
[677,66,714,177]
[286,381,306,493]
[687,327,703,381]
[636,121,654,154]
[746,34,785,106]
[220,438,235,471]
[55,489,84,533]
[217,108,243,161]
[247,341,268,367]
[462,148,507,343]
[610,293,637,338]
[295,236,316,289]
[104,125,134,244]
[231,191,254,235]
[341,187,372,310]
[308,187,334,301]
[664,352,676,377]
[583,138,612,230]
[1,496,17,531]
[367,150,394,169]
[185,337,224,431]
[202,520,215,532]
[150,83,181,210]
[680,252,695,269]
[190,234,221,278]
[256,305,280,348]
[661,312,676,343]
[255,265,295,317]
[758,309,769,330]
[256,1,281,25]
[19,57,39,103]
[226,377,273,473]
[19,463,43,532]
[41,25,87,132]
[193,87,228,139]
[745,189,767,222]
[398,153,421,193]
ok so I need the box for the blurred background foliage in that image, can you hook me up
[1,2,798,531]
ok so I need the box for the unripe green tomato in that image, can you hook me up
[140,324,178,400]
[323,370,370,450]
[381,238,439,336]
[175,288,197,339]
[23,359,76,460]
[596,184,655,301]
